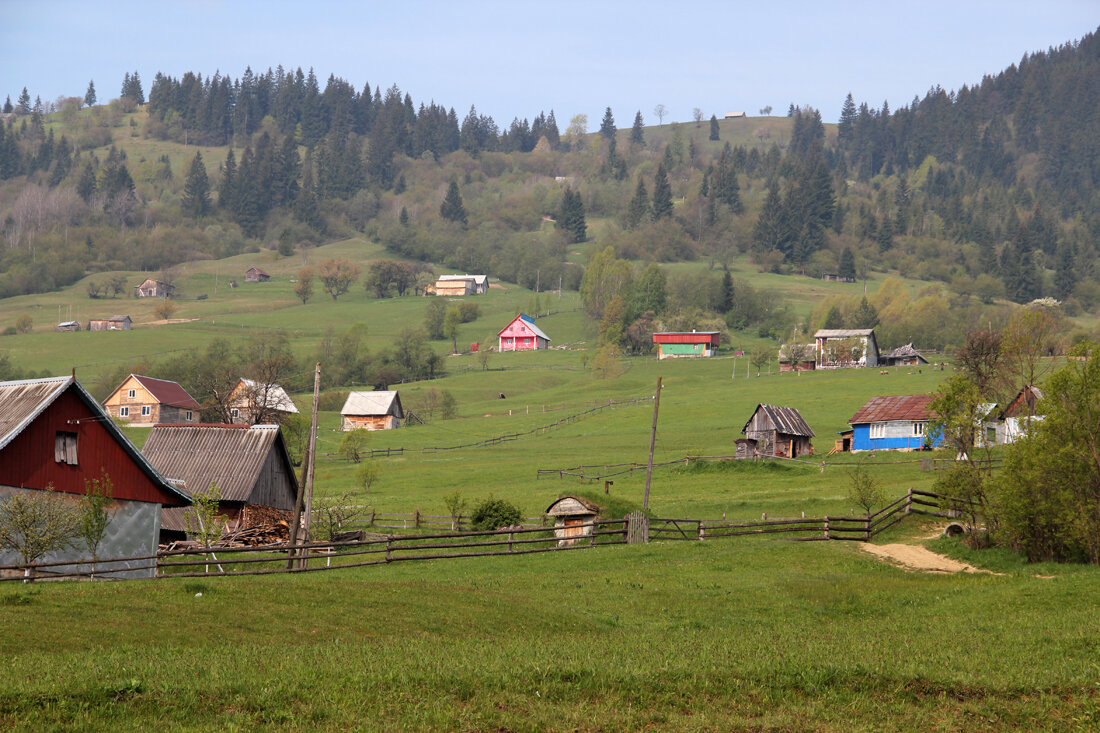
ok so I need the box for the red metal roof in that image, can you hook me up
[130,374,202,410]
[849,394,936,424]
[652,331,721,345]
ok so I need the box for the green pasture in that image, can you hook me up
[2,535,1097,731]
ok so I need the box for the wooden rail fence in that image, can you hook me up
[0,490,971,583]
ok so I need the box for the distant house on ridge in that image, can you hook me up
[245,267,271,283]
[133,279,174,298]
[432,274,488,296]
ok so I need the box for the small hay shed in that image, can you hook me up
[546,495,600,546]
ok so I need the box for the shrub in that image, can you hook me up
[318,390,348,412]
[470,497,523,531]
[14,314,32,334]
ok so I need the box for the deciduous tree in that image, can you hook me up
[317,258,360,301]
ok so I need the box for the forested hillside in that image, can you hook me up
[1,26,1099,353]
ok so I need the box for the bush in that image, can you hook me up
[470,497,523,531]
[318,390,349,412]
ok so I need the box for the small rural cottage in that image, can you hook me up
[340,390,404,431]
[88,315,132,331]
[226,378,299,424]
[546,495,600,545]
[142,423,299,543]
[133,279,174,298]
[498,314,550,351]
[103,374,201,426]
[652,331,720,359]
[244,267,271,282]
[0,376,191,578]
[879,342,928,368]
[993,385,1044,445]
[56,320,81,332]
[778,342,816,372]
[814,328,879,368]
[849,394,942,451]
[433,274,488,296]
[740,404,815,458]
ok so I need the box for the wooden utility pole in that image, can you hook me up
[643,377,662,510]
[286,362,321,569]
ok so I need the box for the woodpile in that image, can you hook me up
[159,520,291,552]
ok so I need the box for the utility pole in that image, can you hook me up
[643,376,662,510]
[287,362,321,569]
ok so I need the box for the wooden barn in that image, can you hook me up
[340,390,404,431]
[0,376,191,578]
[880,342,928,367]
[546,495,600,546]
[741,404,815,458]
[245,267,271,283]
[88,315,132,331]
[652,331,720,359]
[103,374,201,426]
[498,314,550,351]
[142,423,299,543]
[133,279,174,298]
[849,394,943,451]
[226,378,299,424]
[55,320,81,332]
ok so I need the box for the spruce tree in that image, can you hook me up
[838,92,857,148]
[17,87,30,114]
[218,148,236,210]
[599,107,616,140]
[651,163,673,219]
[2,96,11,114]
[76,161,97,202]
[839,247,856,280]
[630,111,645,146]
[1054,241,1077,300]
[719,270,734,314]
[399,206,409,226]
[84,80,96,107]
[852,297,879,328]
[625,177,650,229]
[558,187,587,243]
[181,152,211,217]
[440,181,468,227]
[709,114,720,141]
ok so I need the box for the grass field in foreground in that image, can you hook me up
[1,536,1097,731]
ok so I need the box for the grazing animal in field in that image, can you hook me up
[499,393,506,399]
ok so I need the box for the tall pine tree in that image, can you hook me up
[440,181,468,227]
[84,80,96,107]
[630,110,645,146]
[599,107,616,140]
[181,152,210,217]
[651,163,673,219]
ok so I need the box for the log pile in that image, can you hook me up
[217,520,291,547]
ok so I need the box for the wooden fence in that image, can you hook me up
[317,507,551,532]
[323,396,653,461]
[0,490,970,583]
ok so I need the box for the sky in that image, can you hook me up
[2,1,1098,129]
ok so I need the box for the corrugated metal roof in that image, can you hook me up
[340,391,403,419]
[0,376,190,505]
[233,379,299,414]
[742,404,815,437]
[652,331,721,345]
[497,314,550,341]
[849,394,936,425]
[126,374,202,410]
[814,329,876,338]
[883,342,925,359]
[141,424,297,502]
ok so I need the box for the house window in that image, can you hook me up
[869,422,886,439]
[119,406,130,417]
[127,389,136,398]
[55,432,78,465]
[231,408,239,418]
[912,421,926,437]
[141,405,151,417]
[185,411,193,421]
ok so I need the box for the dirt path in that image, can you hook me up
[860,543,999,574]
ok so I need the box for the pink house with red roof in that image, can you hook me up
[498,314,551,351]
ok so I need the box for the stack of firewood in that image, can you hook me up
[217,520,291,547]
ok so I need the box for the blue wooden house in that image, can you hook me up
[848,394,943,451]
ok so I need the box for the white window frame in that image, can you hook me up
[185,410,193,421]
[127,388,136,398]
[141,405,151,417]
[912,421,926,437]
[231,408,239,418]
[869,422,886,439]
[119,406,130,417]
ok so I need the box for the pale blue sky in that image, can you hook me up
[2,1,1097,128]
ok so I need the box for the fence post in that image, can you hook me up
[906,487,913,514]
[385,538,392,562]
[824,517,830,540]
[698,521,705,541]
[415,509,421,528]
[864,515,871,541]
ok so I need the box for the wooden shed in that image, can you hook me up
[340,390,403,431]
[55,320,81,332]
[741,404,815,458]
[245,267,271,283]
[546,495,600,546]
[88,315,132,331]
[133,279,174,298]
[142,423,299,543]
[0,376,190,578]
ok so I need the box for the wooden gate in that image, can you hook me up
[625,511,648,543]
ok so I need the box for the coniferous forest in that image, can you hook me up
[2,28,1100,351]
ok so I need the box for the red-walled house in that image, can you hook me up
[0,376,191,578]
[652,331,721,359]
[497,314,550,351]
